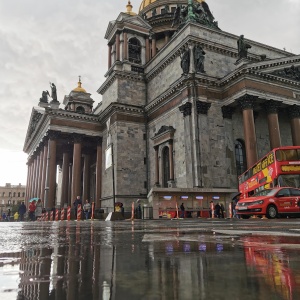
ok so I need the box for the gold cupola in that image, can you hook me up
[72,76,87,93]
[139,0,205,12]
[126,1,137,15]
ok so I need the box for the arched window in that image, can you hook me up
[22,192,25,197]
[18,192,20,197]
[128,38,141,64]
[162,147,170,188]
[76,106,85,114]
[235,139,247,176]
[13,192,16,197]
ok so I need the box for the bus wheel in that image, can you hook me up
[266,205,277,219]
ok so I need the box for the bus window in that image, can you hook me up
[276,149,300,161]
[278,175,300,188]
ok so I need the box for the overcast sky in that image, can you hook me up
[0,0,299,187]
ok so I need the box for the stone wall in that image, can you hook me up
[101,78,146,111]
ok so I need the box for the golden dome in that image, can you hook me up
[126,1,137,15]
[139,0,205,12]
[72,77,86,93]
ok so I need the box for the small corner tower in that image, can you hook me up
[63,77,94,114]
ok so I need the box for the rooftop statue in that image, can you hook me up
[40,90,50,103]
[50,82,58,102]
[237,35,252,59]
[172,0,220,31]
[194,45,206,73]
[180,46,190,74]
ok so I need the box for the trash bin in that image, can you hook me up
[142,207,153,219]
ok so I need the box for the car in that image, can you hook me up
[236,187,300,219]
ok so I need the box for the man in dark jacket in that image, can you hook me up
[18,202,26,221]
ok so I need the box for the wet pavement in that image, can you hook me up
[1,218,300,300]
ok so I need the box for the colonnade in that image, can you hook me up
[238,95,300,167]
[25,131,103,209]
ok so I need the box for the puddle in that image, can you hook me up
[0,221,299,299]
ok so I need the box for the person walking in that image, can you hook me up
[180,203,185,218]
[35,199,43,220]
[28,200,36,221]
[214,203,221,218]
[83,199,91,220]
[18,202,27,221]
[14,211,19,221]
[7,209,11,221]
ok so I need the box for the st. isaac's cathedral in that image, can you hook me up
[23,0,300,218]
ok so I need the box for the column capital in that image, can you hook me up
[179,102,192,117]
[263,100,281,115]
[95,137,103,146]
[238,94,257,110]
[46,130,60,140]
[71,133,85,143]
[196,101,211,115]
[221,106,235,119]
[287,105,300,119]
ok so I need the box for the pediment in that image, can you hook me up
[105,13,151,39]
[23,107,45,148]
[115,12,151,28]
[248,55,300,82]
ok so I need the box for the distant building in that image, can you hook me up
[0,183,26,210]
[23,1,300,218]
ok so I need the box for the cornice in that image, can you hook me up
[46,108,99,122]
[145,77,186,113]
[219,67,300,89]
[97,71,145,95]
[98,102,145,125]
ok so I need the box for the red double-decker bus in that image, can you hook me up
[239,146,300,199]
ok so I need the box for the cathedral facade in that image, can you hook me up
[23,0,300,218]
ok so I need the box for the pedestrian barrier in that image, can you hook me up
[61,208,65,221]
[228,203,232,218]
[210,202,214,219]
[67,206,71,221]
[45,212,49,221]
[91,202,95,220]
[77,204,82,221]
[50,211,54,221]
[130,202,134,220]
[55,209,59,221]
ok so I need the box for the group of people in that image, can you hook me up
[22,199,44,221]
[73,196,92,220]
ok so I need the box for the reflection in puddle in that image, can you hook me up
[242,236,300,300]
[0,222,299,299]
